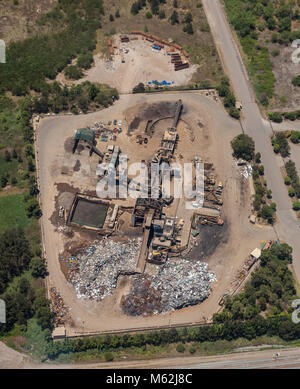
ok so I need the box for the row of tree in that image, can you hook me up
[45,314,300,360]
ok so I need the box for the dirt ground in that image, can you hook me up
[57,35,198,94]
[271,43,300,111]
[36,91,275,334]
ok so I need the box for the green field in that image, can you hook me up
[0,193,29,231]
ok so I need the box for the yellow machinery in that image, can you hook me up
[152,247,171,256]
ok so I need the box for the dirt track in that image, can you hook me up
[36,91,275,335]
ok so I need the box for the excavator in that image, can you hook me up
[152,247,171,257]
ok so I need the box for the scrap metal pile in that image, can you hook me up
[121,259,216,316]
[69,238,142,300]
[69,238,216,315]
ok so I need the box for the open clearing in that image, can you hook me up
[71,35,198,94]
[36,91,275,334]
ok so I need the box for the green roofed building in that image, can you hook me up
[74,128,95,144]
[73,127,98,154]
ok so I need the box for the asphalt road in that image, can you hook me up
[202,0,300,282]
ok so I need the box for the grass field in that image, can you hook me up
[0,193,29,231]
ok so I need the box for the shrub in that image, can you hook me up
[176,344,185,353]
[255,152,261,163]
[292,75,300,87]
[145,12,152,19]
[290,131,300,144]
[289,188,295,197]
[133,83,145,93]
[269,112,283,123]
[293,201,300,211]
[271,49,280,57]
[189,346,196,354]
[285,176,292,185]
[273,132,290,157]
[258,165,264,175]
[229,107,240,119]
[104,352,114,362]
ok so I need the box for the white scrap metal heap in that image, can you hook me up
[153,259,216,312]
[69,238,216,314]
[69,238,142,300]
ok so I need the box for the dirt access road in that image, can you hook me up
[202,0,300,283]
[36,91,274,334]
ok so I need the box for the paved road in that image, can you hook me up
[203,0,300,281]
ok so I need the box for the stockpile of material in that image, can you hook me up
[121,258,216,316]
[69,238,142,300]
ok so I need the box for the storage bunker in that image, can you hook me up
[67,193,113,231]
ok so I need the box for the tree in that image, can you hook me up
[30,257,48,278]
[231,134,255,161]
[77,53,94,69]
[109,14,114,22]
[170,10,179,25]
[4,150,11,162]
[64,66,83,80]
[173,0,178,7]
[115,9,120,18]
[183,22,193,35]
[25,198,41,218]
[224,92,236,108]
[184,13,193,23]
[261,204,275,223]
[146,12,153,19]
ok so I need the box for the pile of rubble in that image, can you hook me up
[50,287,71,326]
[121,259,216,316]
[69,238,142,300]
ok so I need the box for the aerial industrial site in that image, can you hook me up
[34,32,275,336]
[2,0,300,371]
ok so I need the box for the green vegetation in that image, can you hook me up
[269,110,300,122]
[231,134,255,161]
[64,65,83,80]
[231,133,275,223]
[272,132,290,157]
[290,130,300,144]
[0,194,30,231]
[31,81,118,114]
[214,243,295,321]
[216,76,239,119]
[133,83,146,94]
[223,0,300,105]
[292,75,300,87]
[0,1,105,96]
[285,160,300,199]
[0,228,53,337]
